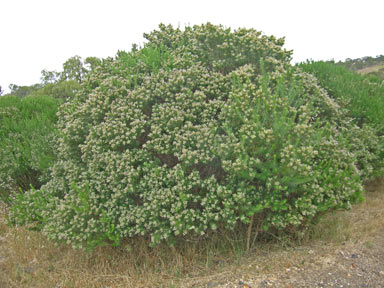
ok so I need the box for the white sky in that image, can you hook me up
[1,0,383,93]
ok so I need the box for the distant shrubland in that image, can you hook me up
[336,55,384,80]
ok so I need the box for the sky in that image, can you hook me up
[1,0,383,93]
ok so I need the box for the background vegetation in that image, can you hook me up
[300,60,384,130]
[338,55,384,80]
[0,95,59,203]
[299,61,384,178]
[4,55,101,100]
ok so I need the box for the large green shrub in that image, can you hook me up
[0,95,59,200]
[10,24,371,249]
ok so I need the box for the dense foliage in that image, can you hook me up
[300,61,384,176]
[0,95,59,201]
[9,24,382,250]
[300,61,384,129]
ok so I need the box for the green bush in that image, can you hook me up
[299,61,384,176]
[299,61,384,130]
[10,24,372,249]
[0,95,59,201]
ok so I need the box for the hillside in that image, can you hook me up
[337,55,384,80]
[358,64,384,78]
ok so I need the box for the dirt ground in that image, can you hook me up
[184,232,384,288]
[182,178,384,288]
[357,64,384,75]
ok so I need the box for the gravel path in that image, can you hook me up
[178,234,384,288]
[203,235,384,287]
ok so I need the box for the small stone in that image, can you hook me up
[238,280,252,288]
[351,254,358,259]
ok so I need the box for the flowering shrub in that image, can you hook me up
[10,24,373,249]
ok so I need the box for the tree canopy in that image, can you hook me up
[6,55,101,99]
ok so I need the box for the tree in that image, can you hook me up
[84,56,101,71]
[0,85,3,96]
[61,56,88,83]
[8,83,42,98]
[40,56,101,86]
[40,69,60,85]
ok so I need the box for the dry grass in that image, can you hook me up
[357,64,384,75]
[0,208,248,288]
[1,178,383,288]
[300,177,384,244]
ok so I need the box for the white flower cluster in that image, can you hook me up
[9,23,372,249]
